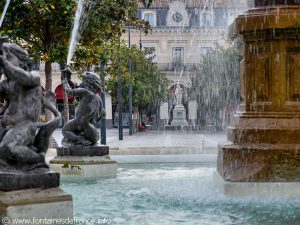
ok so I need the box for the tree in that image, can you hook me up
[103,44,168,124]
[0,0,151,121]
[190,44,239,130]
[0,0,76,121]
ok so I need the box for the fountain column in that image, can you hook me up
[217,1,300,184]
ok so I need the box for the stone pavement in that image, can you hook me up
[48,129,227,163]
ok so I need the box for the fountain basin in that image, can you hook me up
[61,164,300,225]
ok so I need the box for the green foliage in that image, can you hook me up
[103,43,168,108]
[80,0,151,46]
[70,0,151,71]
[0,0,76,63]
[190,44,239,130]
[0,0,151,65]
[0,0,155,122]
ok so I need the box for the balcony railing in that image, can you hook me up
[156,63,198,72]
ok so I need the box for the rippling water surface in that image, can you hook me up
[61,164,300,225]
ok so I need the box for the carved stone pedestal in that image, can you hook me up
[217,2,300,194]
[214,171,300,198]
[0,188,73,224]
[171,104,188,126]
[0,171,59,191]
[218,113,300,182]
[50,146,117,177]
[0,171,73,223]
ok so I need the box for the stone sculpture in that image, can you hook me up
[0,41,60,174]
[61,69,105,147]
[175,84,183,105]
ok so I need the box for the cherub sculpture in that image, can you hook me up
[61,69,105,147]
[0,42,60,172]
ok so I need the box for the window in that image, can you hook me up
[200,9,213,27]
[144,13,155,27]
[172,47,184,69]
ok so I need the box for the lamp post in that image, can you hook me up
[118,38,123,140]
[128,25,133,136]
[100,63,106,145]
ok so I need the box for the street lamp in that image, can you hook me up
[118,38,123,141]
[128,25,133,136]
[100,63,106,145]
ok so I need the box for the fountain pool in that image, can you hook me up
[61,164,300,225]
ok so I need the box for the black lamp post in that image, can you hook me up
[128,25,133,136]
[118,38,123,141]
[100,63,106,145]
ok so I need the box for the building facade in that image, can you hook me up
[38,0,247,129]
[123,0,247,127]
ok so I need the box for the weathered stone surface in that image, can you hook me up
[228,128,300,144]
[50,156,117,177]
[255,0,300,7]
[0,171,59,192]
[61,69,105,147]
[0,187,73,222]
[214,171,300,198]
[171,104,188,126]
[57,145,109,156]
[217,3,300,183]
[229,7,300,40]
[217,144,300,182]
[0,41,61,173]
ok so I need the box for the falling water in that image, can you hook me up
[67,0,85,65]
[0,0,10,28]
[199,0,209,25]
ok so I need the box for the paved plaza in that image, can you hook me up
[48,129,227,163]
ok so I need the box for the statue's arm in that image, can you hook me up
[62,79,87,97]
[0,56,40,86]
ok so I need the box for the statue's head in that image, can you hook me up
[61,68,72,80]
[80,72,102,93]
[2,43,32,71]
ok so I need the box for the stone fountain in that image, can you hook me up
[50,69,117,177]
[216,0,300,197]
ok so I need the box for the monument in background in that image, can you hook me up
[217,0,300,196]
[171,84,188,126]
[0,39,72,219]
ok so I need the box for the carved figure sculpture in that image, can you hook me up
[0,42,60,172]
[61,69,105,147]
[175,84,183,105]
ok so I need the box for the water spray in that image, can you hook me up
[0,0,10,28]
[67,0,84,66]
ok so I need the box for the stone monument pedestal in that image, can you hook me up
[0,171,73,223]
[50,146,117,177]
[171,104,188,126]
